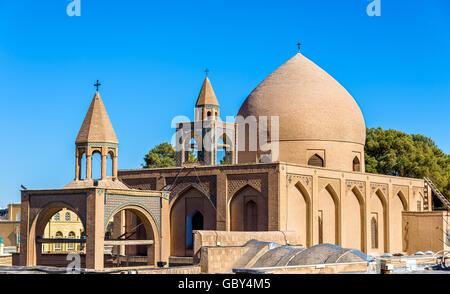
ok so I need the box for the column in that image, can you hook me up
[112,156,118,179]
[75,152,80,181]
[101,154,107,180]
[86,189,105,270]
[86,154,92,180]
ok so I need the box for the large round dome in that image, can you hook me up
[237,53,366,172]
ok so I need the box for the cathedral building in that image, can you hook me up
[17,50,448,270]
[120,52,431,256]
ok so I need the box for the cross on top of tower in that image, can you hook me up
[297,42,301,53]
[205,68,209,77]
[94,80,101,91]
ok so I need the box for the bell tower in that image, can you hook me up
[175,73,238,166]
[74,87,119,182]
[194,71,220,121]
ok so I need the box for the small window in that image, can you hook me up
[54,212,60,221]
[353,156,361,172]
[65,212,71,221]
[308,154,324,167]
[67,232,76,251]
[54,232,63,251]
[417,200,422,211]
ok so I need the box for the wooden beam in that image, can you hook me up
[36,238,86,243]
[104,240,154,246]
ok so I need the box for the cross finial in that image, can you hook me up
[205,68,209,77]
[297,42,301,53]
[94,80,101,91]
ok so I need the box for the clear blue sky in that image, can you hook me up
[0,1,449,207]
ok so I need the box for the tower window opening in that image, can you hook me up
[308,154,324,167]
[353,156,361,172]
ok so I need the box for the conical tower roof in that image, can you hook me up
[75,91,118,144]
[195,76,219,107]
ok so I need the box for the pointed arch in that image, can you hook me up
[390,191,407,254]
[396,191,408,211]
[287,181,312,247]
[316,184,340,245]
[352,156,361,172]
[374,189,388,253]
[342,186,365,251]
[308,154,324,167]
[169,186,216,256]
[229,184,267,232]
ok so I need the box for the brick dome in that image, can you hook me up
[237,53,366,171]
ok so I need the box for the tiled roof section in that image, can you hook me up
[75,91,118,144]
[195,77,219,107]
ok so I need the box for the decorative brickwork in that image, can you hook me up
[121,177,157,190]
[287,174,313,196]
[104,193,161,230]
[370,182,388,195]
[393,185,409,198]
[167,175,217,207]
[346,180,366,197]
[227,173,267,200]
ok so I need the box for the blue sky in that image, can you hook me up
[0,1,449,207]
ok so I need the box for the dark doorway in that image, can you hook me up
[186,211,203,251]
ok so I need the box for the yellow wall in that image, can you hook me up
[42,208,84,253]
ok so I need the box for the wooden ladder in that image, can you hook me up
[424,177,450,211]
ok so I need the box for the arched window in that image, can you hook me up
[308,154,324,167]
[107,152,113,177]
[353,156,361,172]
[54,212,60,221]
[54,232,63,251]
[244,200,257,231]
[67,232,76,251]
[92,152,102,179]
[65,212,71,221]
[207,111,211,118]
[371,217,378,249]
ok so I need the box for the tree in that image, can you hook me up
[142,142,196,168]
[365,127,450,199]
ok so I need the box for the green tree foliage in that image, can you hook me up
[142,142,196,168]
[365,127,450,199]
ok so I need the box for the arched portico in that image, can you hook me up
[26,201,86,267]
[105,203,161,267]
